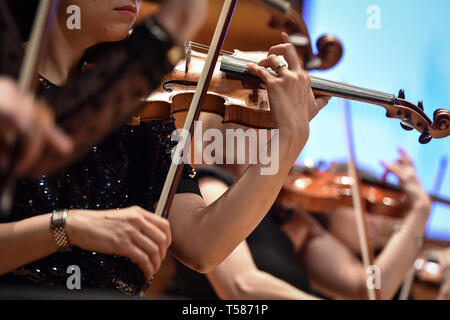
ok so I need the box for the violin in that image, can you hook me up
[277,163,450,219]
[278,165,411,218]
[139,47,450,144]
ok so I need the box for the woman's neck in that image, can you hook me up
[37,20,95,86]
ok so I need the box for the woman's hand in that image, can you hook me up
[0,77,73,176]
[246,33,330,150]
[381,148,431,210]
[65,206,172,280]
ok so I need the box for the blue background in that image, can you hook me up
[300,0,450,240]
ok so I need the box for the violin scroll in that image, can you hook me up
[312,34,344,70]
[433,108,450,134]
[251,0,344,71]
[392,92,450,144]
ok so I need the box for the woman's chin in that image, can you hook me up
[102,26,132,43]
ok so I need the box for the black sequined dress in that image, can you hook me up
[0,79,201,296]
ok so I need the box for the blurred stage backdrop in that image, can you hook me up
[301,0,450,241]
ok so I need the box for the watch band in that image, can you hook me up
[51,209,71,252]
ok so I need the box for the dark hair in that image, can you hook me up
[6,0,39,42]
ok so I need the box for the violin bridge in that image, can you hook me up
[184,41,192,74]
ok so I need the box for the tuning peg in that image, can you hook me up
[418,100,424,111]
[288,33,310,48]
[304,56,322,70]
[400,115,414,131]
[398,89,405,99]
[419,129,432,144]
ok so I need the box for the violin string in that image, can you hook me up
[190,41,234,56]
[191,43,233,56]
[190,42,233,55]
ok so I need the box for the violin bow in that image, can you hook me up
[154,0,238,219]
[18,0,60,92]
[0,0,61,215]
[342,99,380,300]
[138,0,238,296]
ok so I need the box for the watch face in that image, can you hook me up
[51,210,67,228]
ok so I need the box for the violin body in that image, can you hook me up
[140,50,275,128]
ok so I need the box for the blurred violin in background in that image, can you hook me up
[279,164,410,218]
[278,164,450,219]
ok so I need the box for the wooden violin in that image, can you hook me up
[139,48,450,144]
[277,164,450,218]
[278,165,411,218]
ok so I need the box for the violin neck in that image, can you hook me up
[220,55,396,107]
[310,77,395,107]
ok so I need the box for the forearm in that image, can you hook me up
[0,214,57,275]
[210,270,318,300]
[374,201,431,299]
[171,139,304,272]
[205,241,318,300]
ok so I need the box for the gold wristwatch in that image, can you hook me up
[50,209,71,252]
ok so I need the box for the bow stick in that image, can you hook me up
[342,99,380,300]
[139,0,238,296]
[154,0,238,219]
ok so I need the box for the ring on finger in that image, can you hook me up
[275,62,287,74]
